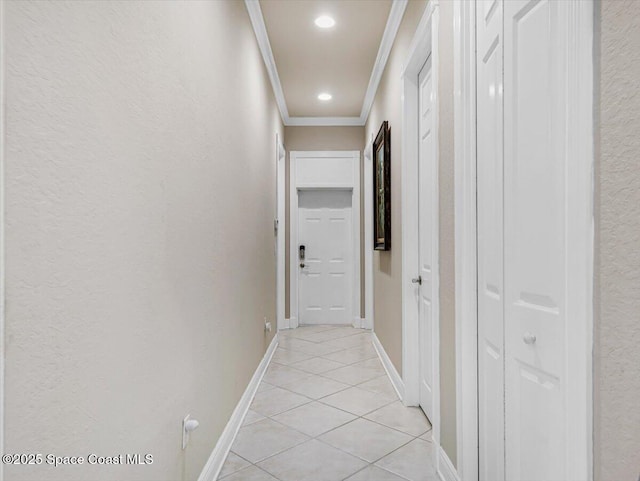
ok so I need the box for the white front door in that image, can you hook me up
[297,189,353,325]
[477,1,592,480]
[417,56,435,421]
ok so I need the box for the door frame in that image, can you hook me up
[363,138,374,330]
[452,1,595,479]
[452,1,478,479]
[400,0,440,441]
[289,151,361,328]
[0,1,5,478]
[276,134,286,331]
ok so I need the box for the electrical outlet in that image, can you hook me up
[182,414,193,449]
[264,317,272,332]
[182,414,200,449]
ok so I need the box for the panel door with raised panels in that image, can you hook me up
[476,0,590,479]
[297,189,353,325]
[503,1,578,479]
[418,55,435,421]
[476,0,505,479]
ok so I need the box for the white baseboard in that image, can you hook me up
[353,317,370,329]
[437,444,460,481]
[281,318,299,329]
[372,333,405,401]
[197,333,279,481]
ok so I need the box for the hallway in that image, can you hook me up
[1,1,638,480]
[218,326,434,481]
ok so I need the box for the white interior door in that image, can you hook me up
[503,2,583,480]
[476,0,505,479]
[477,1,592,480]
[297,189,353,325]
[417,56,435,421]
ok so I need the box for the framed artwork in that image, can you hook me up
[373,120,391,250]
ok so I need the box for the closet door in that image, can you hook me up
[476,1,504,480]
[503,1,584,480]
[477,1,592,480]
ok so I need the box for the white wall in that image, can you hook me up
[3,2,282,480]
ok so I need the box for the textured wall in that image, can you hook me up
[365,0,458,466]
[283,126,365,321]
[3,2,282,480]
[594,1,640,479]
[365,0,428,376]
[436,0,457,468]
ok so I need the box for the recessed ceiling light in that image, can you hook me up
[318,92,332,101]
[315,15,336,29]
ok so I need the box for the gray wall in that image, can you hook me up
[436,0,457,468]
[593,1,640,479]
[365,0,459,467]
[3,2,282,480]
[365,0,428,378]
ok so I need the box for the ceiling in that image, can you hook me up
[254,0,403,125]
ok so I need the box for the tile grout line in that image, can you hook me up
[219,327,432,481]
[249,393,427,476]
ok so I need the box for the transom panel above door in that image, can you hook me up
[289,151,361,329]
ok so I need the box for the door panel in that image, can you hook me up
[298,190,353,325]
[477,0,588,479]
[476,0,505,479]
[418,56,435,421]
[504,1,570,479]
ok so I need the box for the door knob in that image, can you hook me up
[523,332,537,345]
[411,276,422,285]
[299,245,306,269]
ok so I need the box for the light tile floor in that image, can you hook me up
[218,326,436,481]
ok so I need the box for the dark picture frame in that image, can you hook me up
[373,121,391,250]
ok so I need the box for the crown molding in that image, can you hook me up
[245,0,408,127]
[286,117,364,127]
[245,0,289,120]
[359,0,408,123]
